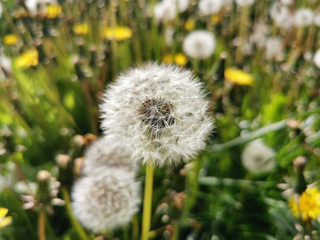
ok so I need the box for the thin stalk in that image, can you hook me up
[38,207,46,240]
[109,0,118,79]
[141,164,154,240]
[62,187,89,240]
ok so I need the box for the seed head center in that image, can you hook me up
[138,98,175,130]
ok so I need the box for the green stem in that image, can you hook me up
[38,207,46,240]
[62,187,89,240]
[141,164,154,240]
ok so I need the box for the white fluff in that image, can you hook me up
[313,49,320,68]
[81,135,138,175]
[265,37,283,61]
[293,8,314,27]
[183,30,216,60]
[154,0,189,23]
[235,0,255,7]
[100,63,213,166]
[314,13,320,27]
[270,2,292,29]
[241,139,276,174]
[198,0,223,16]
[71,167,141,233]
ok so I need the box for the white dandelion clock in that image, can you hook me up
[241,139,276,174]
[183,31,216,60]
[235,0,255,7]
[71,167,141,233]
[198,0,223,16]
[100,63,213,166]
[314,13,320,27]
[81,135,138,175]
[313,49,320,68]
[154,0,189,23]
[270,3,292,29]
[293,9,314,27]
[265,37,284,61]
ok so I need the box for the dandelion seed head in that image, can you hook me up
[100,63,213,166]
[270,3,292,29]
[293,8,314,27]
[265,37,284,61]
[71,168,141,233]
[81,135,138,175]
[241,139,275,174]
[198,0,223,16]
[154,0,189,23]
[183,30,216,60]
[313,49,320,68]
[235,0,255,7]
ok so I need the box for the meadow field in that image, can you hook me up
[0,0,320,239]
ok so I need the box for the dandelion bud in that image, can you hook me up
[100,63,213,166]
[293,156,307,194]
[293,156,307,172]
[71,167,141,233]
[36,170,51,205]
[55,154,73,186]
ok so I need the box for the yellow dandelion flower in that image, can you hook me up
[174,53,188,66]
[0,208,12,229]
[3,34,19,46]
[185,18,195,31]
[289,188,320,221]
[162,54,173,64]
[211,14,221,24]
[73,23,89,35]
[45,4,62,19]
[225,68,253,86]
[15,49,39,69]
[104,27,133,41]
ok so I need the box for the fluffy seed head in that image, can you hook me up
[100,63,213,166]
[71,167,141,233]
[293,8,314,27]
[235,0,255,7]
[314,49,320,68]
[81,135,138,175]
[241,139,276,174]
[183,30,216,60]
[270,3,292,29]
[198,0,223,16]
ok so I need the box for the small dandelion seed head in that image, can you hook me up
[71,167,141,233]
[293,8,314,27]
[100,63,213,166]
[198,0,223,16]
[81,135,138,175]
[241,139,276,174]
[183,30,216,60]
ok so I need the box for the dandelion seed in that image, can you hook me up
[183,30,216,60]
[293,9,314,28]
[225,68,253,86]
[313,49,320,68]
[198,0,223,16]
[0,208,12,229]
[100,63,213,166]
[71,167,141,233]
[288,187,320,221]
[81,135,138,175]
[241,139,275,174]
[3,34,19,46]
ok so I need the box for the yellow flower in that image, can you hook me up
[162,53,188,66]
[45,4,62,19]
[289,188,320,221]
[211,14,221,24]
[15,49,39,69]
[0,208,12,229]
[174,53,188,66]
[73,23,89,35]
[225,68,253,86]
[185,18,195,31]
[104,27,132,41]
[3,34,19,46]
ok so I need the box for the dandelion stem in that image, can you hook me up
[141,164,154,240]
[61,187,89,240]
[38,207,46,240]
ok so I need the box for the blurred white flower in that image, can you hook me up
[235,0,255,7]
[154,0,189,23]
[293,8,314,27]
[25,0,57,16]
[313,49,320,68]
[265,37,284,61]
[183,30,216,59]
[270,2,292,29]
[198,0,223,16]
[314,13,320,26]
[250,21,269,49]
[241,139,276,174]
[280,0,293,5]
[164,26,174,47]
[71,167,141,233]
[81,135,138,175]
[100,63,213,166]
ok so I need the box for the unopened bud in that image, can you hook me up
[55,154,71,169]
